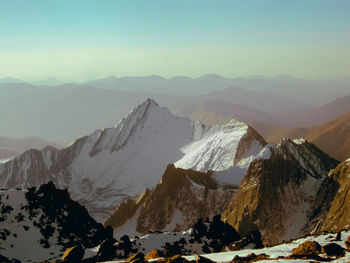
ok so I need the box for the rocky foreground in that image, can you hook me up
[30,230,350,263]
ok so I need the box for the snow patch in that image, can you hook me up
[163,209,184,232]
[293,138,306,145]
[113,209,141,239]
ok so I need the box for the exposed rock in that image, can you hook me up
[126,252,146,263]
[105,164,236,237]
[163,243,183,258]
[305,160,350,234]
[320,162,350,232]
[0,254,12,263]
[222,138,339,245]
[109,216,240,259]
[97,238,116,261]
[115,235,139,259]
[291,241,322,256]
[62,244,84,262]
[232,253,268,263]
[336,232,341,241]
[162,254,190,263]
[229,230,264,251]
[145,249,164,260]
[345,236,350,250]
[322,243,345,257]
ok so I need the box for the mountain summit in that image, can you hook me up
[0,99,267,221]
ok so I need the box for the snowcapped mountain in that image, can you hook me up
[222,138,339,245]
[0,99,266,221]
[0,182,111,262]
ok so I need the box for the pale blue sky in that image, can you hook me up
[0,0,349,80]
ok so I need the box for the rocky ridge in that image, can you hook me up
[104,164,237,237]
[306,159,350,233]
[222,138,339,245]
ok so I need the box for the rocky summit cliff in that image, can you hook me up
[0,99,267,221]
[104,164,237,237]
[222,138,339,245]
[305,158,350,234]
[0,182,111,262]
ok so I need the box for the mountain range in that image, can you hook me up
[82,74,350,105]
[0,99,267,222]
[1,98,350,262]
[0,136,61,159]
[1,75,349,144]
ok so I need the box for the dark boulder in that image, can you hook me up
[61,244,85,262]
[229,229,263,250]
[322,243,345,257]
[97,239,116,260]
[232,253,268,263]
[0,254,12,263]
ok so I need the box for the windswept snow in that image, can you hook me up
[213,145,272,186]
[174,120,249,171]
[163,209,184,232]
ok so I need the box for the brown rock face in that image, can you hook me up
[222,139,339,245]
[345,236,350,250]
[306,161,350,233]
[291,241,322,256]
[234,126,267,165]
[126,252,146,263]
[105,164,236,236]
[322,162,350,232]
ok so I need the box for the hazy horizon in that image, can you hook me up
[1,74,350,85]
[0,0,349,82]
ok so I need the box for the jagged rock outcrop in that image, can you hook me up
[306,159,350,233]
[105,164,237,237]
[222,138,339,245]
[0,99,267,221]
[0,182,112,262]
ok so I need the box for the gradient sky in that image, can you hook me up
[0,0,349,81]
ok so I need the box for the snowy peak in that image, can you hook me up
[175,119,266,172]
[275,137,338,178]
[89,98,163,156]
